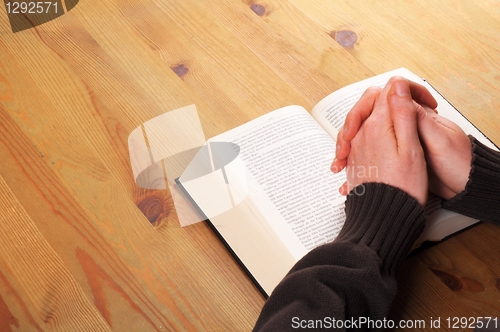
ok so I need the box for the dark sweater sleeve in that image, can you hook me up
[253,183,426,331]
[443,136,500,224]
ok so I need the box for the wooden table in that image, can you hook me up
[0,0,499,330]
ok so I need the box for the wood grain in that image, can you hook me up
[0,174,110,331]
[0,0,499,330]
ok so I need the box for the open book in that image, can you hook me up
[178,68,497,297]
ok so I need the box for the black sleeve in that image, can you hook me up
[443,136,500,224]
[253,183,426,331]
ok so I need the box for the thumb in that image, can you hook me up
[387,79,421,149]
[416,103,462,151]
[416,105,444,149]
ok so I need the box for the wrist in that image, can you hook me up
[443,136,500,223]
[450,135,473,197]
[337,183,426,275]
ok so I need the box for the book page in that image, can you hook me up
[210,106,346,260]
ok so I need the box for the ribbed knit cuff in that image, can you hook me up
[443,136,500,224]
[336,183,426,276]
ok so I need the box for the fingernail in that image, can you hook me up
[335,143,341,156]
[395,80,409,97]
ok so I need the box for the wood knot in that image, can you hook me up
[136,191,173,228]
[431,269,462,290]
[330,30,358,48]
[171,64,189,78]
[431,269,484,292]
[250,3,266,16]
